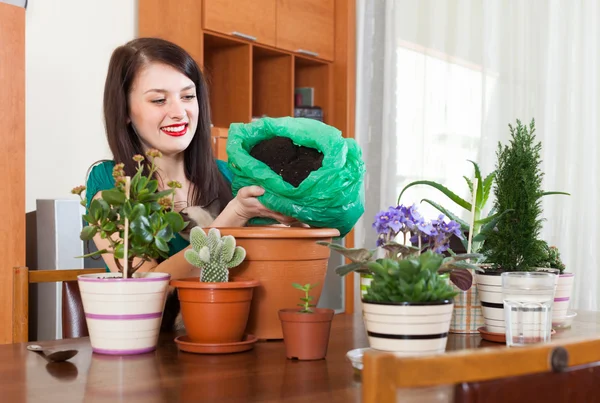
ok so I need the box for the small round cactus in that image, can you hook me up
[184,227,246,282]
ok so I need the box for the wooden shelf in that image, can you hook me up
[252,46,293,119]
[294,56,331,123]
[203,33,252,127]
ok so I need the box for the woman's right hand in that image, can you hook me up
[230,186,297,226]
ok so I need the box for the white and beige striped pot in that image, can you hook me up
[476,273,505,334]
[552,273,575,325]
[362,300,453,356]
[77,272,171,355]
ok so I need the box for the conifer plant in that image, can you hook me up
[480,119,569,271]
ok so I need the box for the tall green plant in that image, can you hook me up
[397,160,510,253]
[480,119,569,271]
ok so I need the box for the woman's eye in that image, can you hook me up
[151,99,166,105]
[183,95,196,101]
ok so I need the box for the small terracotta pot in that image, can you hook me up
[170,277,259,344]
[278,308,335,360]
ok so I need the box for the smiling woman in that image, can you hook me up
[82,38,299,317]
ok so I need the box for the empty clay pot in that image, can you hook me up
[170,277,259,344]
[278,308,335,360]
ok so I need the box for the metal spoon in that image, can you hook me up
[27,344,78,363]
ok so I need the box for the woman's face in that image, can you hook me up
[128,62,199,156]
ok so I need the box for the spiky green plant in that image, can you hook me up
[480,119,569,271]
[184,227,246,282]
[292,283,317,313]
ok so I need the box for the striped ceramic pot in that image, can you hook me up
[552,273,575,325]
[476,272,505,334]
[77,272,171,355]
[362,300,453,356]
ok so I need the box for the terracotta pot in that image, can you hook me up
[170,277,259,343]
[278,308,334,360]
[217,227,339,340]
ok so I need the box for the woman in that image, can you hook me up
[86,37,294,281]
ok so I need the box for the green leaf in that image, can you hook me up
[316,241,376,263]
[420,199,469,229]
[156,224,174,241]
[292,283,304,290]
[154,237,169,252]
[102,189,126,205]
[481,171,496,207]
[149,212,161,231]
[114,243,124,259]
[129,204,146,222]
[130,216,153,244]
[398,180,471,210]
[463,176,474,195]
[82,213,96,225]
[80,226,97,241]
[334,261,368,276]
[475,209,513,225]
[102,222,116,232]
[146,180,159,194]
[75,249,108,259]
[164,211,186,233]
[541,191,571,197]
[136,177,149,194]
[467,160,484,207]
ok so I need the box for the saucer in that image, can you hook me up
[553,311,577,329]
[478,327,556,344]
[175,334,257,354]
[346,347,371,371]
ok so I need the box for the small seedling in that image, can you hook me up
[293,283,318,313]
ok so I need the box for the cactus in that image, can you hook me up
[184,227,246,282]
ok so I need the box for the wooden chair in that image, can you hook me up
[12,266,105,343]
[363,337,600,403]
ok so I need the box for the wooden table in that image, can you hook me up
[2,311,599,402]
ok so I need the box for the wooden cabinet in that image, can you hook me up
[203,0,277,47]
[276,0,335,61]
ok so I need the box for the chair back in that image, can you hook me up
[362,337,600,403]
[12,266,105,343]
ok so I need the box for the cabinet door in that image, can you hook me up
[203,0,276,47]
[276,0,335,61]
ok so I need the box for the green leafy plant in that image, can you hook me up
[71,150,187,278]
[364,251,459,303]
[184,227,246,282]
[480,119,570,271]
[397,160,512,253]
[292,283,317,313]
[537,241,566,273]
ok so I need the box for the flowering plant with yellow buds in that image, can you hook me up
[71,149,187,277]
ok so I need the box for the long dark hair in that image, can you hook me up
[102,37,232,210]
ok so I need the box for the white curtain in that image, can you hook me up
[355,0,599,310]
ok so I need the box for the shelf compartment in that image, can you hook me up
[252,46,293,119]
[203,33,252,127]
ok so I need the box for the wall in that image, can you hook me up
[25,0,137,212]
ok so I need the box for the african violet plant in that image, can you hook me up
[184,227,246,282]
[71,150,187,278]
[318,203,483,291]
[364,250,459,303]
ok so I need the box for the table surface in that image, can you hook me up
[2,310,599,403]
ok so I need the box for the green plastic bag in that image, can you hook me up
[226,117,365,238]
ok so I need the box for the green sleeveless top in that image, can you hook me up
[85,160,233,267]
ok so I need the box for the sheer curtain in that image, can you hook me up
[355,0,599,310]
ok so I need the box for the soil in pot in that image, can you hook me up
[249,137,324,187]
[278,308,334,360]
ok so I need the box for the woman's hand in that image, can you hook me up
[231,186,297,225]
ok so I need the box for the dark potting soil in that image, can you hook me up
[250,137,324,187]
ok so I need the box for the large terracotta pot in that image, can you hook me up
[170,277,259,343]
[217,227,339,340]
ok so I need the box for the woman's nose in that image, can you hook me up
[168,99,186,120]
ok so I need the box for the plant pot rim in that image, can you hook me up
[78,272,170,283]
[361,299,453,306]
[170,276,259,289]
[278,307,335,315]
[208,226,340,239]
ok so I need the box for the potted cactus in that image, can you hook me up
[278,283,334,360]
[71,150,187,355]
[170,227,259,353]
